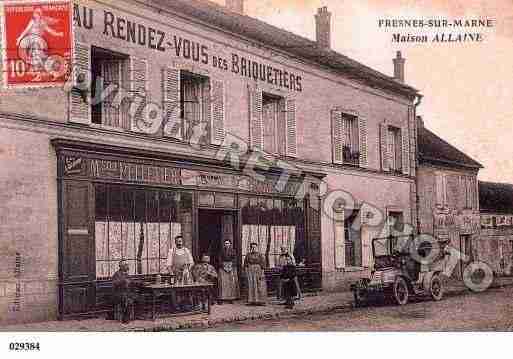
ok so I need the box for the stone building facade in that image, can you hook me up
[478,181,513,276]
[416,117,482,279]
[0,0,420,324]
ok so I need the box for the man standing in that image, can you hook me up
[166,235,194,284]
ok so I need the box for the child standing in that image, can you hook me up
[280,255,298,309]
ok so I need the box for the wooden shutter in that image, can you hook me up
[129,57,148,133]
[211,79,225,145]
[358,116,368,168]
[285,98,297,157]
[60,180,95,317]
[248,85,263,150]
[334,209,345,269]
[331,110,344,164]
[380,122,390,171]
[162,67,182,139]
[401,126,410,175]
[277,99,287,155]
[69,42,91,125]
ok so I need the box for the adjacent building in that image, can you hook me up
[0,0,420,324]
[416,117,482,279]
[478,181,513,276]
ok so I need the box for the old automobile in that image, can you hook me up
[350,235,447,306]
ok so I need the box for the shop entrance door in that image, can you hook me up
[198,209,237,270]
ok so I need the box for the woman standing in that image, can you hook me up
[218,240,240,304]
[244,243,267,306]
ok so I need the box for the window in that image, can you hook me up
[180,71,210,141]
[342,114,360,165]
[344,212,362,267]
[262,93,283,154]
[91,47,129,128]
[388,211,404,236]
[334,208,362,268]
[240,196,305,268]
[94,185,193,279]
[387,126,402,172]
[331,110,367,167]
[465,177,476,209]
[435,172,447,207]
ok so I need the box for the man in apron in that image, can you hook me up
[166,235,194,311]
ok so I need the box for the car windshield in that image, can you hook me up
[373,236,411,257]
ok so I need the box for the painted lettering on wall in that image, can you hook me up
[73,4,303,92]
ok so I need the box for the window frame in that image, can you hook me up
[90,46,129,129]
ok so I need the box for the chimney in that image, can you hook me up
[416,115,424,128]
[226,0,244,15]
[315,7,332,49]
[393,51,405,83]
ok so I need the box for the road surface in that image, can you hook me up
[202,286,513,331]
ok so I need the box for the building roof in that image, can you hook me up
[479,181,513,214]
[418,125,483,170]
[146,0,418,97]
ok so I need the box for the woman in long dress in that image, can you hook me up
[244,242,267,306]
[218,240,240,303]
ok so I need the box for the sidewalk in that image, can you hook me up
[3,277,513,332]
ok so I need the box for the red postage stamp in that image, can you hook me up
[1,0,72,88]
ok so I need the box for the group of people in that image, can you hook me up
[111,235,303,322]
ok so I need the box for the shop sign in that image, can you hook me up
[61,154,303,196]
[2,0,72,88]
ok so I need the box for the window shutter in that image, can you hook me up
[285,98,298,157]
[361,220,370,268]
[331,110,344,164]
[210,79,225,145]
[277,99,287,155]
[380,123,390,171]
[129,57,148,133]
[334,209,345,269]
[248,85,263,150]
[162,67,182,139]
[401,126,410,175]
[69,42,91,125]
[358,116,368,168]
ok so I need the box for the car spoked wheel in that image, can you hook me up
[430,275,444,301]
[393,277,409,305]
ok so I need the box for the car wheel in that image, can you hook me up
[393,277,409,305]
[430,274,443,301]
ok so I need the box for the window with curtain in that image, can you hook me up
[91,47,129,129]
[343,114,360,165]
[387,126,402,172]
[94,185,193,279]
[262,93,285,155]
[180,71,210,142]
[240,196,305,269]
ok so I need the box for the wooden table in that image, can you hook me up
[140,283,213,320]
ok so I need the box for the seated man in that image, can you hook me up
[192,254,218,308]
[112,261,141,323]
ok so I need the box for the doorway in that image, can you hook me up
[198,209,237,270]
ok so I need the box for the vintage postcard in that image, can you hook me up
[0,0,512,351]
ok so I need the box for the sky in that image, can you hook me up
[212,0,513,183]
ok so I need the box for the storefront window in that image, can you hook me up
[95,185,192,279]
[240,196,305,269]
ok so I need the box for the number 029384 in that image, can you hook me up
[9,342,40,351]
